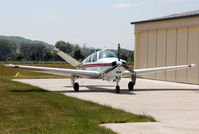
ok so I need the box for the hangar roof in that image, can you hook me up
[131,10,199,24]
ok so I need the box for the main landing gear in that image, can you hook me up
[71,76,79,92]
[128,74,136,91]
[114,74,136,93]
[73,82,79,92]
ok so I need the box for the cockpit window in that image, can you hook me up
[99,50,117,59]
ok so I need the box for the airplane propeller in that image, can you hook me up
[118,43,120,61]
[104,44,135,75]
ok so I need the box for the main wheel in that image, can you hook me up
[115,85,120,93]
[73,82,79,92]
[128,81,134,91]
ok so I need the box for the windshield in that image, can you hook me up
[99,50,117,59]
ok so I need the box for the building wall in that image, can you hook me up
[134,17,199,84]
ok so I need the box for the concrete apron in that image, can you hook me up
[13,78,199,134]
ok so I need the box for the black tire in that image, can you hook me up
[115,85,120,93]
[73,82,79,92]
[128,81,134,91]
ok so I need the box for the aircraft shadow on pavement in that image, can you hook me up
[59,85,135,95]
[64,85,114,88]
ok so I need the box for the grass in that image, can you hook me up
[0,63,154,134]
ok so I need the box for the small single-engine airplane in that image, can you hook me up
[5,44,196,93]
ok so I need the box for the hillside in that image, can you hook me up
[0,35,54,50]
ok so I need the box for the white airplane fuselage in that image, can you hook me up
[79,50,126,80]
[81,58,117,72]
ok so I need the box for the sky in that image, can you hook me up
[0,0,198,50]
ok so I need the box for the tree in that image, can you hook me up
[15,53,24,61]
[0,38,16,61]
[20,43,32,60]
[73,46,84,60]
[127,51,134,65]
[29,50,39,61]
[55,41,73,54]
[20,43,45,61]
[42,48,53,61]
[120,53,128,61]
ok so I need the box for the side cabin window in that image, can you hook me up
[92,52,97,62]
[99,50,117,59]
[88,55,92,62]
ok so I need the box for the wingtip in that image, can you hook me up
[4,64,19,68]
[188,64,197,67]
[4,64,12,67]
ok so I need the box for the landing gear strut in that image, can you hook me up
[71,76,79,92]
[128,73,136,91]
[115,76,121,93]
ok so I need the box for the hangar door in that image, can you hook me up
[135,26,199,84]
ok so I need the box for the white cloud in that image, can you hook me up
[112,3,137,8]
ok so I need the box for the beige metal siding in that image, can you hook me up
[187,26,199,84]
[146,30,156,79]
[176,27,188,83]
[134,33,140,69]
[166,29,177,82]
[135,32,148,70]
[134,16,199,84]
[156,30,166,80]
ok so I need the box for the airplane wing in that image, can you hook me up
[5,64,100,77]
[123,64,196,75]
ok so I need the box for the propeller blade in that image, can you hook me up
[118,44,120,61]
[122,63,135,75]
[104,64,119,74]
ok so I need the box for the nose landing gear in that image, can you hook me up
[115,76,121,93]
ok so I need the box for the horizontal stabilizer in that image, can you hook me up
[53,47,80,67]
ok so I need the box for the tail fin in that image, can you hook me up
[53,47,80,67]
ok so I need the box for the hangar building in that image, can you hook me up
[131,10,199,84]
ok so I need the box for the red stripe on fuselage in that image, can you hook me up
[79,63,112,67]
